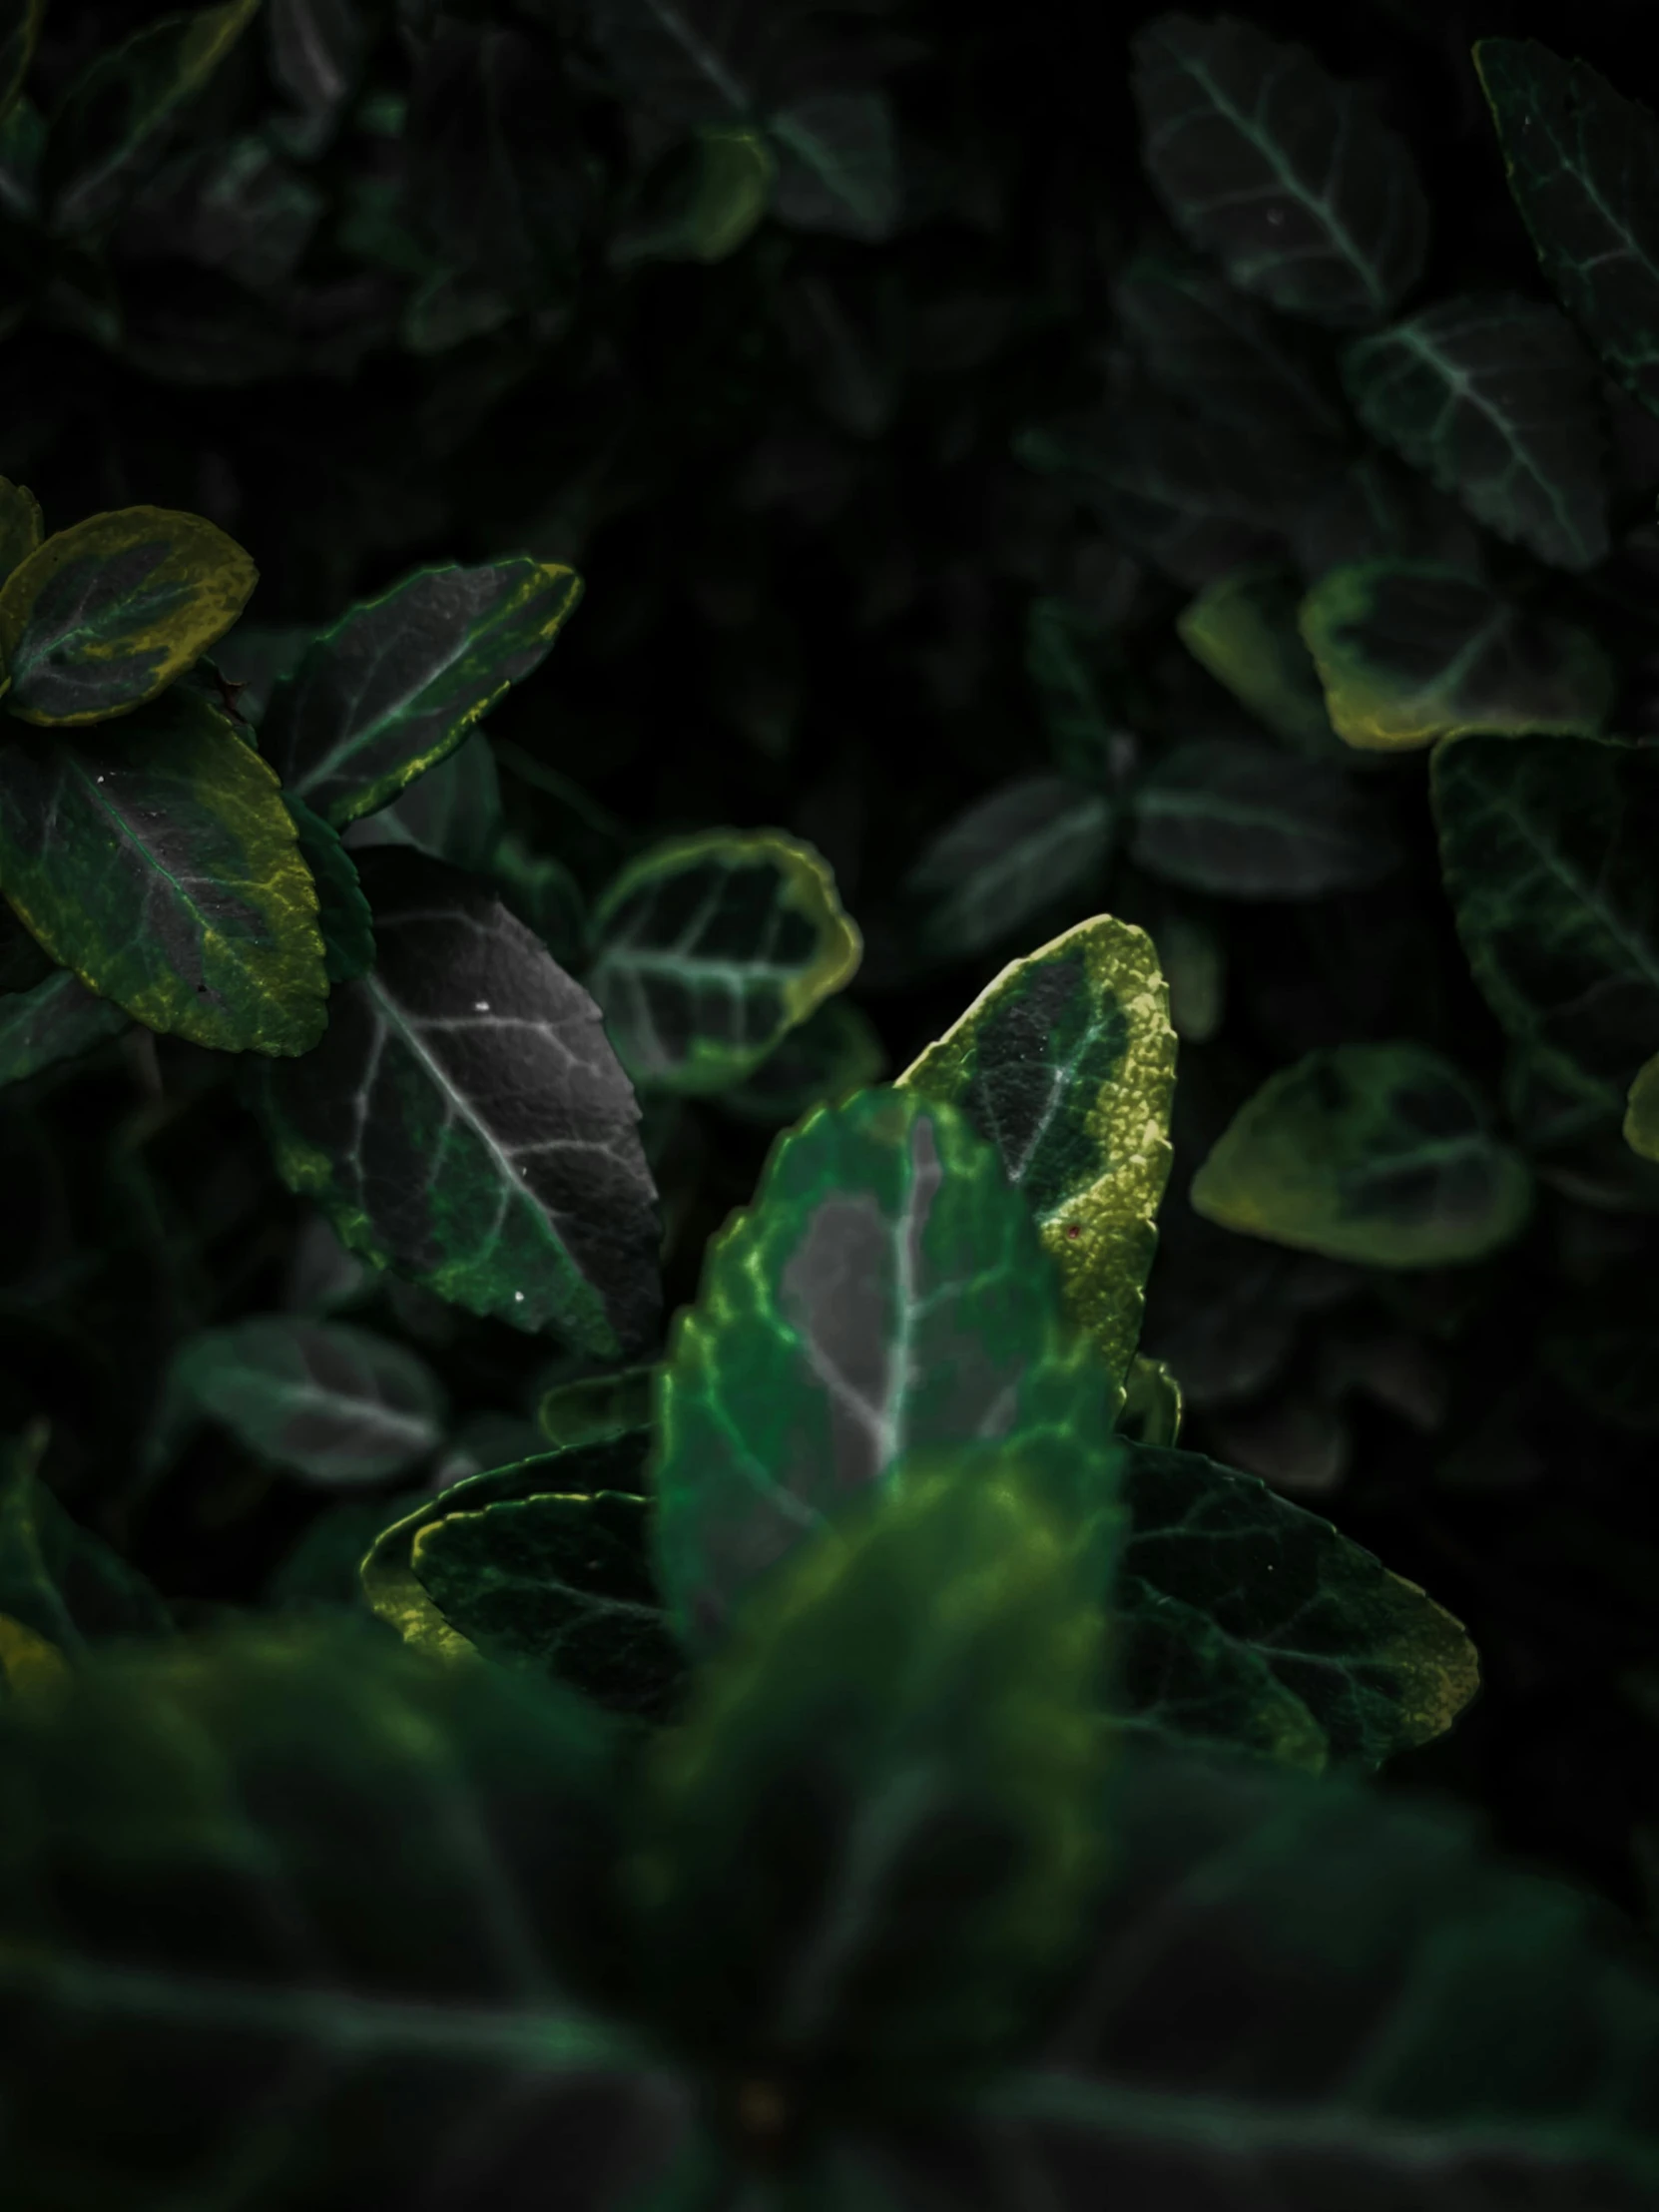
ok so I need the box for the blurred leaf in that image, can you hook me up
[1177,566,1341,756]
[265,1485,426,1613]
[1118,1354,1183,1448]
[0,475,42,582]
[0,0,43,125]
[1626,1055,1659,1162]
[342,730,503,873]
[1130,737,1397,898]
[1131,13,1428,327]
[267,0,365,157]
[1149,906,1224,1042]
[284,796,373,985]
[0,1612,67,1699]
[1299,559,1614,750]
[1291,450,1484,580]
[770,87,900,243]
[715,995,886,1126]
[903,774,1113,962]
[0,1432,171,1651]
[0,967,130,1088]
[537,1368,655,1448]
[1026,595,1120,782]
[491,834,587,969]
[611,123,774,267]
[1191,1041,1532,1267]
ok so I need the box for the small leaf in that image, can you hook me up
[1626,1055,1659,1162]
[1342,294,1609,571]
[1025,596,1120,783]
[0,1612,67,1700]
[715,997,886,1127]
[0,473,42,582]
[897,915,1176,1393]
[1191,1041,1533,1268]
[284,795,373,985]
[43,0,263,237]
[263,557,583,830]
[537,1368,656,1449]
[1476,38,1659,422]
[588,830,861,1096]
[770,88,900,244]
[652,1086,1119,1652]
[341,728,502,873]
[902,775,1113,962]
[0,1431,171,1653]
[1176,566,1340,756]
[0,963,129,1087]
[1299,559,1614,750]
[1118,1355,1183,1449]
[157,1317,447,1486]
[0,686,328,1055]
[1434,732,1659,1109]
[0,505,258,727]
[249,848,661,1360]
[0,0,44,125]
[1131,13,1428,327]
[1130,737,1397,898]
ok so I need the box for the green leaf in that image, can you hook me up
[1149,906,1225,1044]
[0,686,328,1056]
[1292,450,1484,581]
[1118,1354,1184,1449]
[1025,596,1120,783]
[0,1612,68,1700]
[284,795,373,985]
[1130,737,1398,898]
[588,829,861,1097]
[1177,566,1342,756]
[156,1317,447,1486]
[715,996,886,1127]
[1626,1055,1659,1162]
[1476,38,1659,422]
[1112,1578,1329,1772]
[1298,559,1615,751]
[537,1368,656,1449]
[249,848,661,1360]
[0,505,258,727]
[267,0,366,158]
[262,557,583,830]
[1190,1041,1533,1268]
[897,915,1176,1394]
[628,1457,1113,2097]
[902,775,1113,963]
[265,1487,429,1615]
[0,1430,171,1652]
[1131,13,1428,328]
[1433,732,1659,1109]
[652,1085,1120,1652]
[770,89,900,244]
[342,729,502,873]
[979,1742,1659,2203]
[0,0,43,124]
[43,0,263,237]
[612,124,775,268]
[1116,1438,1478,1769]
[0,474,42,582]
[1342,294,1609,571]
[0,965,130,1087]
[0,1623,699,2206]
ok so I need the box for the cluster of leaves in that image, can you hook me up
[7,0,1659,2199]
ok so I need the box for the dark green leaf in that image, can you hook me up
[0,1624,698,2208]
[1291,450,1484,581]
[0,1430,171,1652]
[1191,1041,1533,1267]
[902,775,1113,962]
[267,0,365,157]
[249,848,661,1360]
[897,915,1176,1393]
[212,619,314,724]
[715,996,886,1127]
[1177,566,1342,756]
[1626,1054,1659,1162]
[537,1369,656,1449]
[284,796,373,985]
[1025,596,1121,783]
[490,834,587,969]
[588,830,861,1096]
[263,558,583,830]
[0,963,130,1088]
[1342,294,1609,571]
[1476,38,1659,421]
[1131,13,1428,327]
[1433,732,1659,1109]
[266,1485,427,1613]
[157,1316,447,1485]
[1544,1265,1659,1434]
[0,686,328,1055]
[1117,1354,1184,1448]
[43,0,262,237]
[770,89,900,244]
[342,729,503,873]
[1131,737,1396,898]
[0,473,42,581]
[1299,559,1614,750]
[0,505,258,727]
[0,0,43,124]
[1149,906,1225,1042]
[609,124,774,268]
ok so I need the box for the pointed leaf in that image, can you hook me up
[249,848,661,1360]
[1342,294,1609,571]
[902,776,1113,963]
[715,997,886,1127]
[1626,1054,1659,1162]
[0,473,42,582]
[1130,737,1398,898]
[0,1432,171,1653]
[1191,1041,1533,1268]
[588,830,861,1097]
[43,0,263,237]
[1476,38,1659,421]
[897,915,1176,1393]
[611,124,774,267]
[0,686,328,1055]
[285,795,373,984]
[1433,732,1659,1109]
[263,557,583,830]
[0,1624,699,2208]
[0,505,258,727]
[1299,559,1614,751]
[343,729,503,872]
[1131,13,1428,328]
[770,88,900,244]
[1113,1575,1329,1771]
[1176,566,1340,756]
[0,965,130,1087]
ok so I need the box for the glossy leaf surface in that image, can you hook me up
[902,775,1113,962]
[1129,737,1397,898]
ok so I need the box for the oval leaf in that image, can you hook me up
[284,795,373,984]
[1176,567,1341,757]
[714,996,886,1127]
[1191,1041,1533,1268]
[342,729,503,872]
[903,774,1114,962]
[1626,1054,1659,1162]
[0,965,130,1088]
[0,1432,171,1653]
[1130,737,1398,898]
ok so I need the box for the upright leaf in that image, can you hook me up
[263,558,583,830]
[285,795,374,984]
[1433,732,1659,1111]
[1299,559,1614,750]
[1191,1041,1533,1267]
[1131,13,1428,327]
[902,775,1113,962]
[250,848,661,1360]
[0,687,327,1055]
[1476,39,1659,421]
[1176,566,1340,756]
[587,830,861,1096]
[652,1086,1118,1650]
[0,474,42,581]
[897,915,1176,1392]
[0,1433,171,1652]
[0,506,258,726]
[1342,294,1609,571]
[1129,737,1397,898]
[0,963,129,1088]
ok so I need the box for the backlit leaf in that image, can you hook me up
[250,848,661,1360]
[0,505,258,727]
[0,1431,171,1652]
[0,473,42,581]
[1176,566,1340,756]
[263,557,582,830]
[1191,1041,1532,1267]
[1130,737,1398,897]
[1625,1055,1659,1163]
[1131,13,1428,328]
[715,996,886,1127]
[0,965,129,1087]
[0,686,327,1055]
[1342,294,1609,571]
[652,1086,1119,1651]
[1299,559,1614,750]
[285,796,373,985]
[588,829,860,1096]
[897,915,1176,1393]
[902,775,1113,962]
